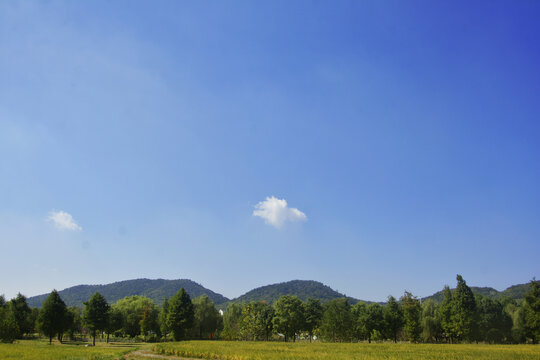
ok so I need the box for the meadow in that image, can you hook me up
[0,339,140,360]
[153,341,540,360]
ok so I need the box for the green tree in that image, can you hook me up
[452,275,476,342]
[113,295,158,338]
[8,293,32,338]
[222,303,243,340]
[421,299,442,343]
[239,301,274,341]
[66,307,82,340]
[0,306,19,343]
[83,292,110,346]
[37,290,68,344]
[359,303,384,343]
[192,295,221,339]
[401,291,422,343]
[320,298,353,342]
[272,295,305,342]
[140,302,160,341]
[476,296,512,343]
[166,288,194,341]
[352,302,368,341]
[159,298,170,339]
[439,285,455,343]
[303,298,323,342]
[105,308,123,342]
[522,278,540,344]
[383,295,404,342]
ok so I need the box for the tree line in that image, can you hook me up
[0,275,538,344]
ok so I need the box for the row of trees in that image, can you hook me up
[221,276,540,344]
[1,276,538,344]
[0,287,217,344]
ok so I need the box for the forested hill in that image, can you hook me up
[422,283,531,303]
[26,278,229,308]
[229,280,363,305]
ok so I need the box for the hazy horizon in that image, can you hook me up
[1,1,539,302]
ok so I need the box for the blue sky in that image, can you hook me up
[1,0,539,302]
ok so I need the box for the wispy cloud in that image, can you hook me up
[48,210,82,231]
[253,196,307,229]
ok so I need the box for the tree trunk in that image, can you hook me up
[368,334,371,344]
[93,330,96,346]
[107,333,109,344]
[49,335,52,344]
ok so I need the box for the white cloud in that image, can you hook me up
[48,210,82,231]
[253,196,307,228]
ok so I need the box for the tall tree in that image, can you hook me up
[272,295,304,342]
[66,307,82,341]
[8,293,32,338]
[421,299,442,343]
[192,295,221,339]
[83,292,110,346]
[352,302,368,341]
[239,301,274,341]
[166,288,194,341]
[383,295,404,342]
[303,298,324,342]
[0,305,19,343]
[359,303,384,343]
[401,291,422,343]
[105,308,123,343]
[452,275,476,342]
[439,285,455,343]
[37,290,68,344]
[319,298,353,342]
[476,296,512,343]
[522,278,540,344]
[159,298,170,339]
[140,302,160,340]
[222,303,243,340]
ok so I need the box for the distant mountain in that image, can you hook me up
[422,283,531,303]
[228,280,364,305]
[27,278,229,308]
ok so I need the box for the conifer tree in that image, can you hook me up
[166,288,194,341]
[83,292,110,346]
[401,291,422,343]
[383,295,404,342]
[452,275,476,342]
[37,290,68,344]
[439,285,455,343]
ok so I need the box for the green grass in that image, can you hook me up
[153,341,540,360]
[0,339,142,360]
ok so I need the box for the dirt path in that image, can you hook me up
[124,349,206,360]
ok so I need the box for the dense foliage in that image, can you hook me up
[231,280,360,305]
[1,276,539,344]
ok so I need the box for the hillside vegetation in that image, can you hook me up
[423,283,531,303]
[228,280,363,305]
[26,278,229,308]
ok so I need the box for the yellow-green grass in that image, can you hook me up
[0,339,142,360]
[153,341,540,360]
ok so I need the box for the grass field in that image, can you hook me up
[0,339,141,360]
[153,341,540,360]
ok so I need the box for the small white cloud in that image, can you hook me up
[48,210,82,231]
[253,196,307,228]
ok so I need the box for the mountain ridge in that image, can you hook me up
[26,278,531,308]
[26,278,229,308]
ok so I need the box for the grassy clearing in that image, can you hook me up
[0,339,142,360]
[153,341,540,360]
